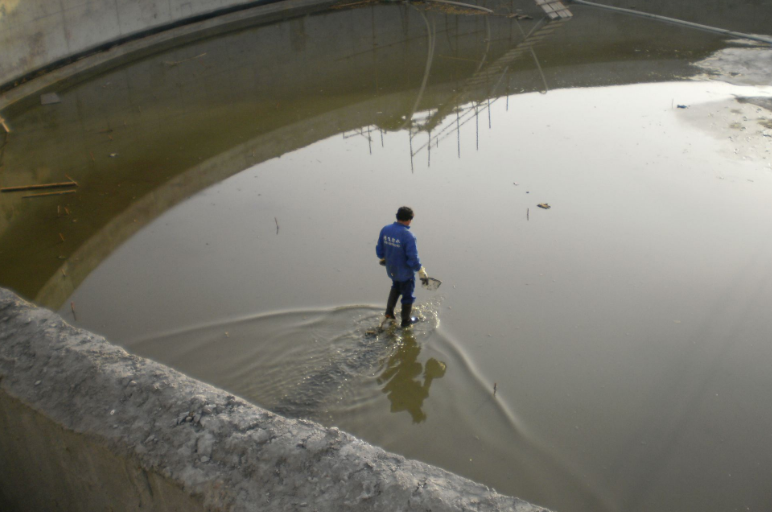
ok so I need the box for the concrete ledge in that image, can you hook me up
[0,287,550,512]
[0,0,338,91]
[1,0,337,112]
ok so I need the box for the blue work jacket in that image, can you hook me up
[376,222,422,282]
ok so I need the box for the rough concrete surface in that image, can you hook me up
[0,287,551,512]
[0,0,263,88]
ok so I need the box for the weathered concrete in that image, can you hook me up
[0,0,279,89]
[0,0,338,109]
[0,287,550,512]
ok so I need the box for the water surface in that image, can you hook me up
[2,2,772,512]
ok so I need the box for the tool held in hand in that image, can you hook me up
[418,267,441,291]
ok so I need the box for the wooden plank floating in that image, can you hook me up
[2,180,78,193]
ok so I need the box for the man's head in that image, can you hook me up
[396,206,414,223]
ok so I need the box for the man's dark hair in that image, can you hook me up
[396,206,414,221]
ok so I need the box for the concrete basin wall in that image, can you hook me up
[0,0,276,89]
[0,287,550,512]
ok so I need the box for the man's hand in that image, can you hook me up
[379,258,386,266]
[418,267,429,286]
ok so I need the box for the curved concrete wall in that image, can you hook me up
[0,0,272,89]
[0,287,550,512]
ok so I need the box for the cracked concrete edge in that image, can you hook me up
[0,287,552,512]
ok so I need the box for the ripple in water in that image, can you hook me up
[128,298,610,510]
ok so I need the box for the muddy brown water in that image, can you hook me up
[2,2,772,511]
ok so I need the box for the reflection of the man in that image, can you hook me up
[377,331,446,423]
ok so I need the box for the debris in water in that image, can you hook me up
[109,153,118,158]
[537,203,551,209]
[58,233,65,243]
[1,181,77,193]
[163,53,208,67]
[493,382,497,396]
[22,190,77,199]
[40,93,61,105]
[275,217,280,235]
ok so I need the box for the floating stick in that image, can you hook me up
[2,181,77,192]
[22,190,76,199]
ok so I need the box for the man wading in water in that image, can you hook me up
[376,206,430,328]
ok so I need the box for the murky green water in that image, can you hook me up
[2,2,772,511]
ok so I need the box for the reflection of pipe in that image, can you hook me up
[515,20,549,93]
[570,0,772,46]
[422,0,493,14]
[401,7,436,133]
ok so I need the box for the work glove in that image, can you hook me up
[379,258,386,266]
[418,267,429,286]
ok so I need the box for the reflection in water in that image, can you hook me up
[0,1,728,307]
[126,300,445,423]
[124,298,612,511]
[377,330,446,423]
[3,2,772,512]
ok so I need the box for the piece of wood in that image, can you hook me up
[2,181,77,193]
[22,190,77,199]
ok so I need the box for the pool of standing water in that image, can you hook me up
[2,2,772,511]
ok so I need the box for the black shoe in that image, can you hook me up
[401,303,418,328]
[385,287,400,319]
